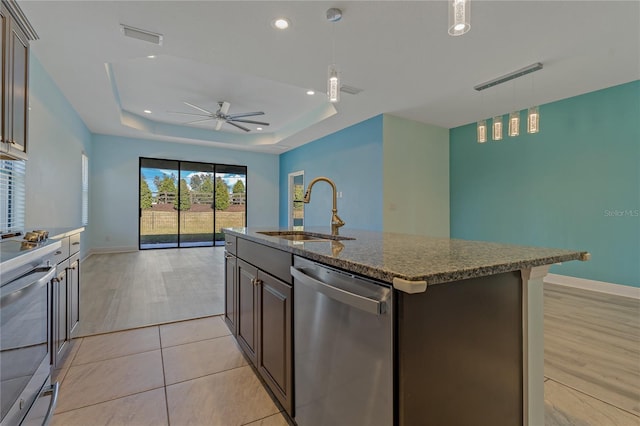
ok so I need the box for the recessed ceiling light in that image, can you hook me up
[256,127,263,131]
[143,110,152,114]
[147,55,156,59]
[272,18,290,30]
[306,90,315,95]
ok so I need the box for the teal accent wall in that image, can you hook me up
[27,53,93,258]
[450,81,640,287]
[279,116,383,230]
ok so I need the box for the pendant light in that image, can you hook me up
[492,115,503,141]
[476,91,487,143]
[508,82,520,137]
[527,106,540,134]
[326,8,342,103]
[448,0,470,36]
[477,120,487,143]
[527,73,540,133]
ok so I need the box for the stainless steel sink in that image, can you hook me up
[257,231,355,242]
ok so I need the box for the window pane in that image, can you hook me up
[0,160,26,233]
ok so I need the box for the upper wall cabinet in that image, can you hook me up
[1,0,37,161]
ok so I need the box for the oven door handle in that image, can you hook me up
[0,266,55,296]
[41,382,60,426]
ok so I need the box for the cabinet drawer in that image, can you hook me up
[224,234,237,255]
[69,233,81,255]
[52,237,70,265]
[237,238,292,284]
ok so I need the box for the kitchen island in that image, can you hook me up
[223,227,588,426]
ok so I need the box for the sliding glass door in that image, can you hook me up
[140,158,180,248]
[139,158,247,249]
[214,165,247,244]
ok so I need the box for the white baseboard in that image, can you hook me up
[86,246,138,257]
[545,273,640,299]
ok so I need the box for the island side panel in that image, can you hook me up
[397,271,524,426]
[521,266,549,426]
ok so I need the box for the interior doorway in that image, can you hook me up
[139,158,247,249]
[288,171,304,229]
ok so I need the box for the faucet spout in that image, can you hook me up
[303,176,345,236]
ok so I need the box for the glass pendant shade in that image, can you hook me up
[492,116,503,141]
[448,0,470,36]
[477,120,487,143]
[328,65,340,103]
[508,111,520,137]
[527,106,540,133]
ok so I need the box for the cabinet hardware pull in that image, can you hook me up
[55,251,62,255]
[255,279,262,286]
[72,242,80,245]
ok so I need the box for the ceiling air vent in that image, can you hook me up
[340,85,363,95]
[120,24,163,46]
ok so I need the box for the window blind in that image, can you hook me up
[82,153,88,226]
[0,160,26,233]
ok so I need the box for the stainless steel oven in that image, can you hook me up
[0,262,58,426]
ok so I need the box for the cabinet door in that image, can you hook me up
[257,271,293,414]
[52,267,69,370]
[68,254,80,336]
[7,17,28,153]
[237,259,258,365]
[224,252,237,335]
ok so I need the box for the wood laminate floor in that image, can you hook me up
[77,247,225,336]
[77,250,639,424]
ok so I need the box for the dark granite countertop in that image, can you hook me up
[223,227,589,290]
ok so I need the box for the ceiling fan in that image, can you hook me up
[169,101,269,132]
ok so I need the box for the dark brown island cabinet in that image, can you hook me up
[223,228,588,426]
[224,233,294,415]
[50,229,83,379]
[1,0,38,161]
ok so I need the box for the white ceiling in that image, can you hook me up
[21,1,640,153]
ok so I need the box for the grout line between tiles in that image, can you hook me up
[164,364,251,388]
[160,332,233,349]
[70,347,162,367]
[158,326,172,426]
[546,378,640,418]
[54,386,166,415]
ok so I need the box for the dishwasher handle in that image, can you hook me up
[291,266,387,315]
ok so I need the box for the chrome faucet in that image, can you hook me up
[303,176,345,236]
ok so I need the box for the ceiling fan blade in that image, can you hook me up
[215,119,224,131]
[219,101,231,115]
[183,101,213,115]
[183,118,215,125]
[168,111,211,117]
[226,121,251,132]
[229,118,270,126]
[226,111,265,119]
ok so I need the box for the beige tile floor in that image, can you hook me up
[52,316,288,426]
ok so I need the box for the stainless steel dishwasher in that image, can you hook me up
[291,256,393,426]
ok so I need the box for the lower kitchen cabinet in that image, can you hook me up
[52,264,69,372]
[225,235,294,415]
[68,253,80,336]
[237,259,258,365]
[224,251,237,335]
[257,271,292,414]
[49,229,83,375]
